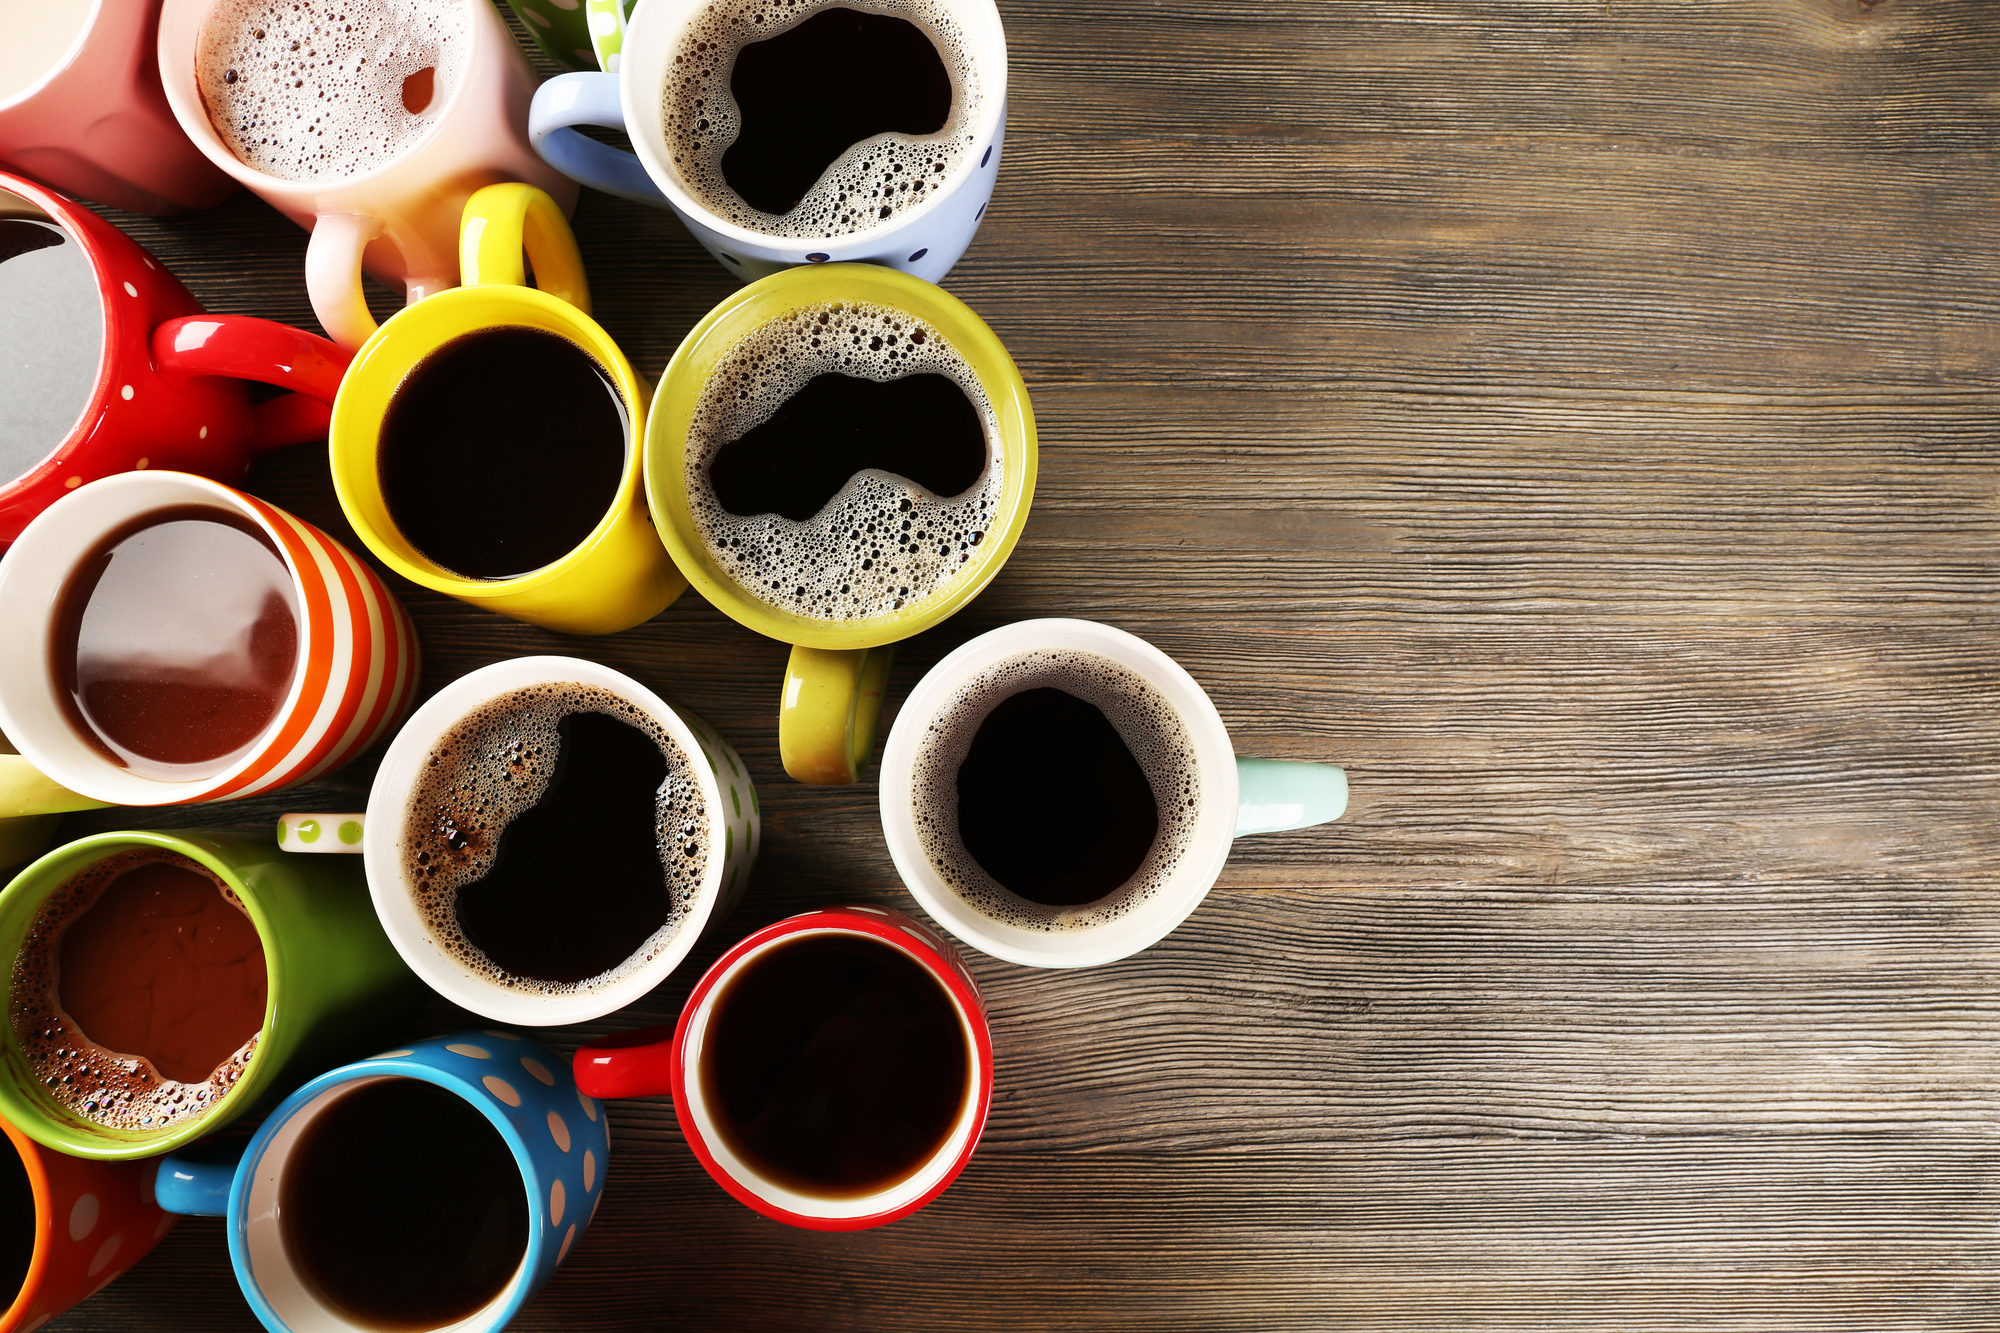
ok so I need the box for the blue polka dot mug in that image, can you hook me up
[526,0,1008,284]
[152,1030,609,1333]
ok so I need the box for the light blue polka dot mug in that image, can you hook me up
[153,1030,609,1333]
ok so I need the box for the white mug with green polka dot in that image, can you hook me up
[281,655,760,1026]
[499,0,633,72]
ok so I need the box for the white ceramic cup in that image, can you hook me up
[879,619,1351,969]
[279,655,761,1026]
[157,0,580,349]
[528,0,1007,284]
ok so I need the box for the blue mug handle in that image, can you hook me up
[1234,759,1349,837]
[528,73,668,206]
[155,1148,242,1217]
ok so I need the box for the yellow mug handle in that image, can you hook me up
[780,646,895,785]
[0,752,108,819]
[458,183,592,311]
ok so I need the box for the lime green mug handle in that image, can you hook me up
[1234,759,1349,837]
[780,645,895,785]
[276,813,368,853]
[0,752,108,819]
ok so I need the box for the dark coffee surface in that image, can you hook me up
[956,688,1160,907]
[701,932,967,1198]
[52,505,299,780]
[378,326,627,581]
[0,217,101,485]
[450,710,676,985]
[0,1140,30,1309]
[282,1077,528,1331]
[722,7,953,215]
[706,371,985,521]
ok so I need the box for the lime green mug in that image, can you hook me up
[647,263,1037,784]
[0,830,421,1160]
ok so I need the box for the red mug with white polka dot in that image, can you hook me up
[0,170,349,549]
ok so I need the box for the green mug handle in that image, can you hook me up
[276,814,368,853]
[779,645,895,785]
[1234,759,1349,837]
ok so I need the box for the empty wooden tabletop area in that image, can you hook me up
[45,0,2000,1329]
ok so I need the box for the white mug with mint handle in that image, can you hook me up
[878,618,1350,969]
[527,0,1008,284]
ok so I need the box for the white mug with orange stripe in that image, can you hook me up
[0,471,420,807]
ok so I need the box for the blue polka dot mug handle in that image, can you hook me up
[153,1031,610,1333]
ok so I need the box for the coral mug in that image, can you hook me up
[0,1113,175,1332]
[0,171,349,548]
[155,1031,608,1333]
[330,184,685,636]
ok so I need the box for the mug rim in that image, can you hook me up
[666,906,993,1230]
[0,472,315,807]
[328,284,651,602]
[644,262,1036,651]
[226,1037,558,1333]
[0,0,105,114]
[0,170,121,508]
[616,0,1010,249]
[361,655,733,1027]
[0,830,293,1161]
[878,618,1244,969]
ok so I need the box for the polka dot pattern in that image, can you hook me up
[446,1043,491,1060]
[521,1056,556,1086]
[547,1111,571,1153]
[86,1235,121,1278]
[69,1194,99,1242]
[483,1075,522,1107]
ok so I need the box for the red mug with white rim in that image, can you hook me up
[575,905,993,1230]
[0,170,348,547]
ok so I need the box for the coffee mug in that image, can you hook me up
[279,654,760,1026]
[330,184,684,635]
[0,471,421,808]
[528,0,1007,283]
[154,1030,606,1333]
[878,618,1351,968]
[0,171,351,547]
[502,0,632,71]
[0,1113,175,1332]
[647,263,1035,783]
[0,830,422,1160]
[575,904,990,1230]
[0,0,233,214]
[157,0,580,349]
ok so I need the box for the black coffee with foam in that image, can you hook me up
[911,650,1202,930]
[281,1077,528,1329]
[0,1139,31,1306]
[661,0,985,238]
[378,326,628,581]
[0,216,101,484]
[701,932,968,1197]
[401,683,710,995]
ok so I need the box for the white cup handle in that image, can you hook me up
[276,813,367,854]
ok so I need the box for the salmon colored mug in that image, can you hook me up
[0,171,351,548]
[0,1114,175,1332]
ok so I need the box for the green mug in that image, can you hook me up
[0,831,422,1160]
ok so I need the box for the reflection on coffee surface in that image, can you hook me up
[662,0,983,237]
[281,1077,529,1329]
[52,506,300,782]
[0,216,101,486]
[912,650,1201,930]
[701,932,968,1197]
[684,301,1000,622]
[195,0,470,184]
[401,683,711,994]
[10,850,267,1131]
[378,326,629,581]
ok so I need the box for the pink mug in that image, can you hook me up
[157,0,578,348]
[0,0,234,214]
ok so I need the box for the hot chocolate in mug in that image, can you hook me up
[878,618,1351,968]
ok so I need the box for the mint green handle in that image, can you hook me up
[1234,759,1348,837]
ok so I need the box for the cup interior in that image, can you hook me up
[0,472,309,807]
[619,0,1009,244]
[362,656,729,1027]
[0,1124,41,1322]
[880,619,1243,969]
[239,1072,533,1333]
[645,262,1035,651]
[0,183,108,490]
[0,832,280,1158]
[674,917,990,1226]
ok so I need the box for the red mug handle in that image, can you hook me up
[573,1024,677,1100]
[150,315,351,452]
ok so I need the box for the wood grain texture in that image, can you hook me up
[33,0,2000,1328]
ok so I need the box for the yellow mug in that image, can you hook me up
[646,265,1036,784]
[330,184,686,635]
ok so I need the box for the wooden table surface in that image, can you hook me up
[40,0,2000,1328]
